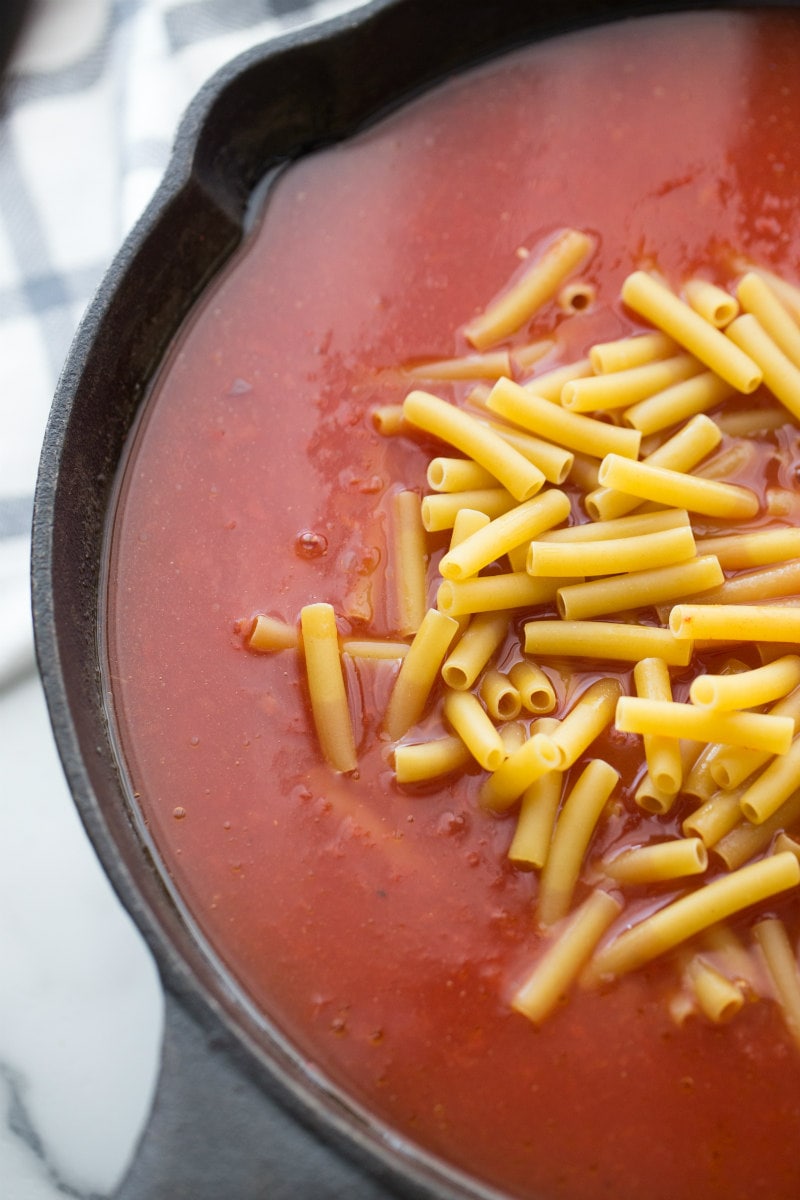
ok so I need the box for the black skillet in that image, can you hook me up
[30,0,795,1196]
[0,0,32,86]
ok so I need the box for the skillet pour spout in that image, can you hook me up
[31,0,793,1196]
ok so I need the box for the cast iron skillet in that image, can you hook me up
[30,0,799,1196]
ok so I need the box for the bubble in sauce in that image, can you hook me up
[295,529,328,559]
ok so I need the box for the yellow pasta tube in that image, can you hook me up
[711,686,800,790]
[512,890,622,1026]
[682,742,726,803]
[511,337,555,372]
[701,434,761,481]
[528,525,697,577]
[716,404,788,436]
[647,409,724,461]
[446,506,499,596]
[684,954,745,1024]
[598,453,759,519]
[558,280,596,313]
[248,613,298,652]
[738,264,800,324]
[393,735,473,783]
[403,390,545,502]
[442,687,506,771]
[439,488,570,581]
[477,420,574,484]
[521,357,593,401]
[690,655,800,712]
[767,487,800,519]
[738,735,800,825]
[670,604,800,643]
[615,697,794,756]
[499,719,528,756]
[667,989,698,1028]
[371,404,407,435]
[683,279,739,327]
[523,620,692,667]
[633,657,683,795]
[538,759,620,926]
[426,457,498,492]
[392,489,429,637]
[602,837,708,884]
[737,271,800,370]
[480,669,522,722]
[465,228,594,350]
[753,918,800,1051]
[448,506,491,549]
[701,923,759,993]
[691,560,800,607]
[557,555,723,622]
[405,350,511,381]
[714,789,800,871]
[508,660,557,714]
[441,611,509,690]
[588,852,800,982]
[436,571,571,617]
[585,412,722,522]
[487,376,642,460]
[771,832,800,861]
[479,728,561,812]
[479,681,618,811]
[507,721,562,868]
[694,527,800,570]
[342,639,410,660]
[506,546,543,585]
[539,507,690,543]
[383,607,460,740]
[726,313,800,422]
[682,787,747,849]
[538,677,622,771]
[635,771,681,816]
[561,354,703,412]
[622,370,735,437]
[300,603,357,773]
[508,776,561,869]
[590,331,678,373]
[421,487,516,532]
[620,270,762,392]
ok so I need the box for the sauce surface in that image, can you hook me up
[107,12,800,1199]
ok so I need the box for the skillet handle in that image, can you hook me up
[114,987,401,1200]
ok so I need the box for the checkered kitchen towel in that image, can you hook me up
[0,0,363,689]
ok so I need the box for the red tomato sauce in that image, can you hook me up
[106,11,800,1199]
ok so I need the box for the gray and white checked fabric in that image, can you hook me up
[0,0,361,688]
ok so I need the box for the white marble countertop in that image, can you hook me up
[0,1,361,1195]
[0,662,163,1199]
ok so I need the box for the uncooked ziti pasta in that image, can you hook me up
[248,233,800,1044]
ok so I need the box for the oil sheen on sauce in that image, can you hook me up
[106,12,800,1199]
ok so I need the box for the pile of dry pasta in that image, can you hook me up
[248,227,800,1042]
